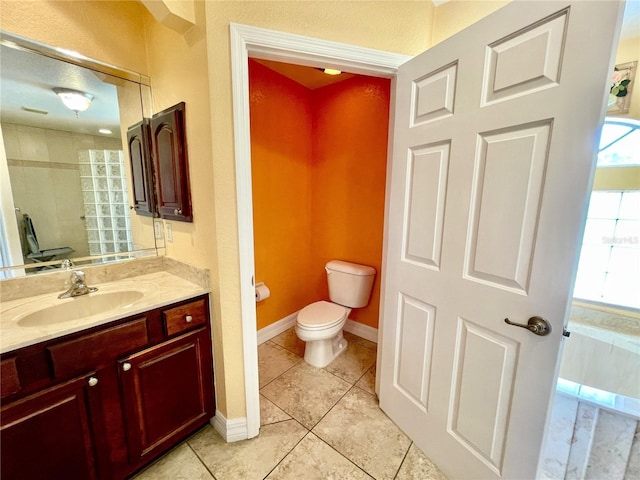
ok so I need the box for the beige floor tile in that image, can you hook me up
[266,432,371,479]
[325,341,377,384]
[396,443,448,479]
[131,443,214,480]
[343,331,377,351]
[270,327,306,357]
[188,421,306,480]
[313,387,411,480]
[260,393,291,426]
[355,363,376,395]
[258,341,301,388]
[261,362,352,429]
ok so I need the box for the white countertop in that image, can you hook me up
[0,271,209,354]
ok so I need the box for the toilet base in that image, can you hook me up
[302,331,348,368]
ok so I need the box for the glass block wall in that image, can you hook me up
[78,149,133,255]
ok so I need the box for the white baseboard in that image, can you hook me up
[344,319,378,343]
[257,311,379,345]
[211,411,248,442]
[257,311,298,344]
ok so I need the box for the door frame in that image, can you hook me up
[229,23,410,439]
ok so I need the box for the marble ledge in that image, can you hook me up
[0,255,209,303]
[0,270,210,355]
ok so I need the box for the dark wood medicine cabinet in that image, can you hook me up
[127,102,193,223]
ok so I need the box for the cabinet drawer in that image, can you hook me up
[1,358,21,399]
[48,318,148,379]
[163,299,206,336]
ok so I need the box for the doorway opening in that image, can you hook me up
[229,22,409,439]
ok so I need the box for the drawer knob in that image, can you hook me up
[122,362,132,372]
[174,209,182,215]
[88,377,99,387]
[185,315,193,323]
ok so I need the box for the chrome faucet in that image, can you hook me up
[58,270,98,299]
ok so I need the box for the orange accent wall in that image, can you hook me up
[310,76,390,328]
[250,59,390,330]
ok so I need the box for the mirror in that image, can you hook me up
[0,31,162,277]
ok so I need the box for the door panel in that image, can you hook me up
[466,120,551,292]
[449,318,519,473]
[403,142,450,269]
[379,1,624,478]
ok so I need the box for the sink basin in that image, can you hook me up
[17,291,145,327]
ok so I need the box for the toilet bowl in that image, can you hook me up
[295,301,351,368]
[295,260,376,368]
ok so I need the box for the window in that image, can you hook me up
[573,118,640,310]
[574,191,640,309]
[596,117,640,167]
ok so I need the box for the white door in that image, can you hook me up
[378,1,624,478]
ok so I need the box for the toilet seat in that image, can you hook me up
[297,301,347,330]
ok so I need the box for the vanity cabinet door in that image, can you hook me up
[118,327,214,467]
[0,373,104,480]
[127,119,156,217]
[150,102,192,222]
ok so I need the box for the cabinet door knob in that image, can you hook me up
[88,377,99,387]
[174,208,182,215]
[122,362,132,372]
[185,315,193,323]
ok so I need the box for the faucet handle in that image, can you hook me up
[71,270,86,284]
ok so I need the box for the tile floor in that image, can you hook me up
[132,328,447,480]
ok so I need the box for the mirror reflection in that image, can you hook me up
[0,33,160,277]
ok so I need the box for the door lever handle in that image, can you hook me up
[504,316,551,336]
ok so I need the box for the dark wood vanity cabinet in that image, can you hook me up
[127,119,156,217]
[127,102,192,222]
[0,295,214,480]
[119,327,214,466]
[151,102,192,222]
[1,373,104,480]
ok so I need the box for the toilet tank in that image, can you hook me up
[326,260,376,308]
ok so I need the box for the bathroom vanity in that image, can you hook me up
[0,273,214,480]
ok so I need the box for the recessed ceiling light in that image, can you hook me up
[323,68,342,76]
[98,128,112,135]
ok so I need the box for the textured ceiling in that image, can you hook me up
[0,44,124,137]
[252,58,357,90]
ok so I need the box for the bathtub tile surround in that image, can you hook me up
[132,328,448,480]
[540,388,640,480]
[561,304,640,403]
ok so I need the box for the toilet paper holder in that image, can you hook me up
[255,282,270,302]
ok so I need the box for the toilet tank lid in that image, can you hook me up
[326,260,376,276]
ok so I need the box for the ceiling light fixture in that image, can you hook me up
[53,88,94,117]
[323,68,342,75]
[98,128,112,135]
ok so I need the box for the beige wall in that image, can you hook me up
[431,0,508,46]
[1,0,434,421]
[196,1,433,419]
[0,1,149,75]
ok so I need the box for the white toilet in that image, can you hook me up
[295,260,376,368]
